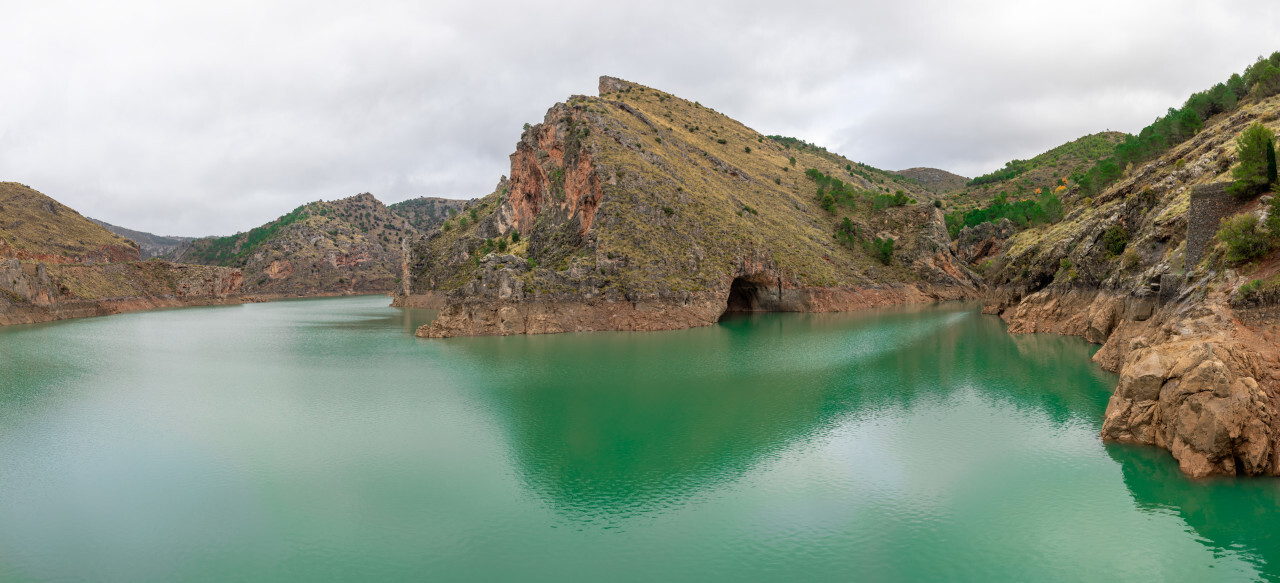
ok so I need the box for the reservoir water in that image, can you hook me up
[1,296,1278,581]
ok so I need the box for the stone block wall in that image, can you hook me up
[1185,183,1243,267]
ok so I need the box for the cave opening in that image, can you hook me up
[720,276,773,321]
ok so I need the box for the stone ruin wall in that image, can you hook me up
[1185,182,1244,267]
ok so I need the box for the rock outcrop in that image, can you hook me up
[995,284,1279,478]
[956,218,1015,265]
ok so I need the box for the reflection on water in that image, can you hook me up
[1108,442,1280,578]
[0,297,1276,582]
[440,305,1116,523]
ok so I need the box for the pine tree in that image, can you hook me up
[1228,123,1276,199]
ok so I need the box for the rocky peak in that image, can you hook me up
[598,75,638,95]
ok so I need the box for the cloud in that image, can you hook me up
[0,0,1277,235]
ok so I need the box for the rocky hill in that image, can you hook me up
[0,182,140,263]
[387,196,474,232]
[174,192,416,295]
[89,218,194,259]
[968,60,1280,478]
[896,167,969,193]
[0,183,242,325]
[400,76,978,337]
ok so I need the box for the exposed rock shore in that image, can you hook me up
[991,285,1280,478]
[0,258,244,326]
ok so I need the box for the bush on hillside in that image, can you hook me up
[1217,212,1271,263]
[1103,225,1129,257]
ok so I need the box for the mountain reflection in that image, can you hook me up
[1107,443,1280,576]
[444,304,1118,523]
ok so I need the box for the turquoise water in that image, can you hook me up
[0,296,1278,581]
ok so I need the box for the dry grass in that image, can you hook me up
[0,182,137,259]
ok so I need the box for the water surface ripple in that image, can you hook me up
[0,296,1277,582]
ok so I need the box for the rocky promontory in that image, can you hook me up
[399,77,979,337]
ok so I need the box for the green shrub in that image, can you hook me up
[744,146,752,153]
[1254,62,1280,98]
[1103,225,1129,257]
[870,237,894,265]
[662,206,675,216]
[716,138,727,145]
[511,230,520,243]
[820,192,836,213]
[774,177,782,185]
[933,200,942,208]
[1217,212,1271,263]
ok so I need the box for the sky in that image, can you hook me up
[2,0,1278,236]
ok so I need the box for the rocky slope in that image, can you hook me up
[89,218,195,259]
[976,85,1280,477]
[0,183,243,325]
[1,182,139,263]
[387,196,474,232]
[400,77,979,337]
[175,192,415,295]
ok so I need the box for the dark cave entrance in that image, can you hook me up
[719,276,778,321]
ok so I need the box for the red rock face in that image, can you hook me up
[266,260,294,280]
[504,109,603,237]
[327,251,373,268]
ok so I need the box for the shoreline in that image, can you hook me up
[0,289,396,327]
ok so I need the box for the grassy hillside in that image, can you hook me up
[0,182,139,261]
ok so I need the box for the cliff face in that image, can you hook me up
[401,77,979,337]
[0,184,243,326]
[978,91,1280,477]
[176,192,415,295]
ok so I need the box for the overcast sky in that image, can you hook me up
[2,0,1278,236]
